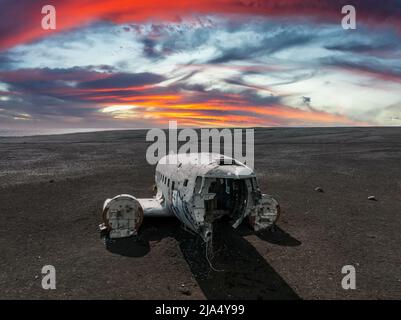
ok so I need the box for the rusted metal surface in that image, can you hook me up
[102,194,144,238]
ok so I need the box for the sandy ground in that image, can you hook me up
[0,127,400,300]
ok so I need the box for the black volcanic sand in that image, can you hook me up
[0,127,400,299]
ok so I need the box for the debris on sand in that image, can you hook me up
[179,284,191,296]
[314,187,324,193]
[49,179,55,183]
[368,196,378,201]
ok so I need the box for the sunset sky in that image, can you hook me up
[0,0,401,132]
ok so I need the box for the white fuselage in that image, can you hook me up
[102,153,279,241]
[154,153,260,241]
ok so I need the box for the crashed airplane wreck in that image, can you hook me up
[100,153,280,245]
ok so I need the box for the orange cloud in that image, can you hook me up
[100,98,359,127]
[0,67,363,127]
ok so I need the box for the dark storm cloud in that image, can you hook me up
[142,38,159,59]
[323,57,401,83]
[323,29,401,54]
[78,72,166,89]
[0,68,169,120]
[0,92,96,120]
[136,21,316,64]
[0,54,17,71]
[0,68,166,95]
[325,42,394,53]
[0,67,107,83]
[209,28,314,64]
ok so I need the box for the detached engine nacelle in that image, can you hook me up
[101,194,144,239]
[248,194,280,232]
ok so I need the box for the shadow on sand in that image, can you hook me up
[236,224,302,247]
[105,219,301,299]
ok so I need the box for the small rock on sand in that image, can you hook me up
[179,284,191,296]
